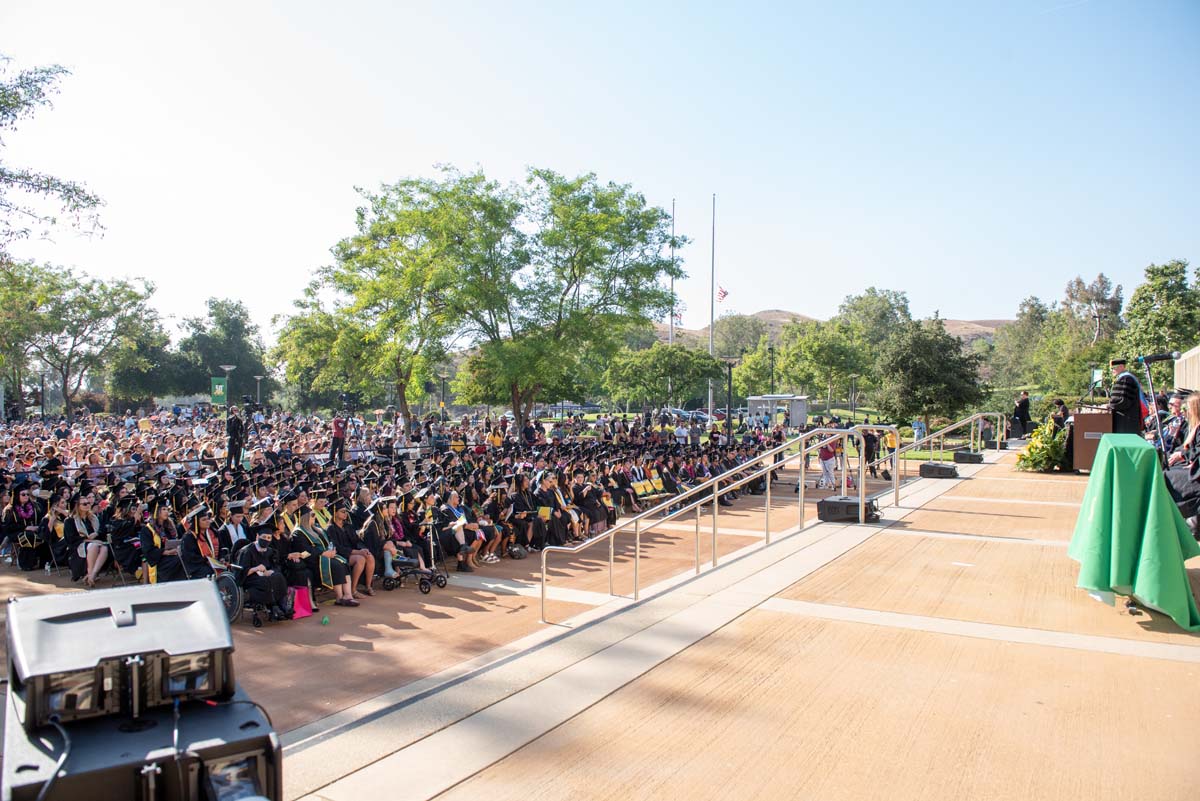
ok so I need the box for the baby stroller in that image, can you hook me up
[380,519,449,594]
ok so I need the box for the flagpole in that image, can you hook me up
[669,198,675,346]
[707,193,715,413]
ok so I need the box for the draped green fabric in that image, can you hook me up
[1068,434,1200,631]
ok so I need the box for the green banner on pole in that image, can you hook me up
[211,377,228,405]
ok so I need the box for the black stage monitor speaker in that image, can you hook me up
[817,496,880,523]
[983,440,1008,450]
[919,462,959,479]
[3,581,281,801]
[953,451,984,464]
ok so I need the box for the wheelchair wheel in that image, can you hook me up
[382,577,398,591]
[418,578,432,594]
[215,573,242,624]
[434,574,448,589]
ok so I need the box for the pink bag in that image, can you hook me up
[290,586,313,619]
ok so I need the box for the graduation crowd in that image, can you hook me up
[0,405,786,624]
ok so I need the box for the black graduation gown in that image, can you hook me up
[572,484,607,526]
[292,525,348,589]
[138,523,186,583]
[273,531,311,586]
[108,517,143,574]
[1109,372,1144,435]
[327,522,359,561]
[234,542,288,605]
[510,491,544,548]
[179,530,219,579]
[535,489,568,546]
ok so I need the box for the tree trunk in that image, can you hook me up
[396,382,413,436]
[826,377,833,416]
[510,383,524,430]
[62,373,74,424]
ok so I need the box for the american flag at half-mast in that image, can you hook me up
[717,286,729,303]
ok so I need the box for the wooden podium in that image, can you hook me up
[1073,407,1112,471]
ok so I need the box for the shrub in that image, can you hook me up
[1016,422,1067,472]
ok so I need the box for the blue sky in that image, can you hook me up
[3,1,1197,340]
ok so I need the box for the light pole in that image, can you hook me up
[40,370,47,421]
[849,374,859,421]
[768,345,776,395]
[438,374,448,422]
[219,364,236,415]
[253,374,265,405]
[720,356,740,437]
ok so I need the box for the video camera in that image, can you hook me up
[239,394,262,414]
[338,392,360,412]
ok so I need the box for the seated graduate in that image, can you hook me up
[139,492,186,583]
[291,503,357,606]
[107,492,145,578]
[219,500,250,559]
[1164,394,1200,516]
[437,490,482,573]
[571,470,608,536]
[179,503,222,579]
[326,498,375,599]
[234,519,292,621]
[63,491,108,586]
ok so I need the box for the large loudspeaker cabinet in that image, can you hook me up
[817,496,880,523]
[919,462,959,479]
[3,582,281,801]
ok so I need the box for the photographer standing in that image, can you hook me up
[225,405,245,470]
[330,410,347,466]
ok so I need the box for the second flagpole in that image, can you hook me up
[707,193,716,413]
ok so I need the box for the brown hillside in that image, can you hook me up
[655,310,1009,345]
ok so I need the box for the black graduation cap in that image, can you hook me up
[227,500,246,512]
[183,503,211,523]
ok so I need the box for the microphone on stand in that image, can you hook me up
[1136,351,1181,365]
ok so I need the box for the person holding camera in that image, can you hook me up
[225,405,246,470]
[330,410,347,466]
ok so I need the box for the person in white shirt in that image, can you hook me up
[674,423,688,446]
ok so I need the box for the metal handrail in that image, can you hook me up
[894,412,1004,478]
[853,424,900,508]
[539,427,865,623]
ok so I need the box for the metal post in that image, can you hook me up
[840,434,848,498]
[798,436,807,530]
[765,477,772,545]
[633,519,641,601]
[695,504,701,575]
[857,433,866,523]
[608,528,615,596]
[711,483,720,567]
[539,550,547,623]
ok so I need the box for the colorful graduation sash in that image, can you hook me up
[294,525,346,590]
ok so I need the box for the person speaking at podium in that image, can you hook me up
[1107,358,1145,435]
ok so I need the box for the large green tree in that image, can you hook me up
[605,343,722,409]
[874,318,986,431]
[0,56,102,243]
[450,168,683,426]
[177,299,273,402]
[712,313,768,358]
[778,319,869,412]
[1114,259,1198,386]
[29,269,153,421]
[834,287,911,351]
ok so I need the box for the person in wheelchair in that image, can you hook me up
[291,504,358,607]
[234,521,292,621]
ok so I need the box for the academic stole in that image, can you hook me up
[147,524,163,584]
[313,507,331,530]
[295,525,345,590]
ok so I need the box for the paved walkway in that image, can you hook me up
[291,450,1200,801]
